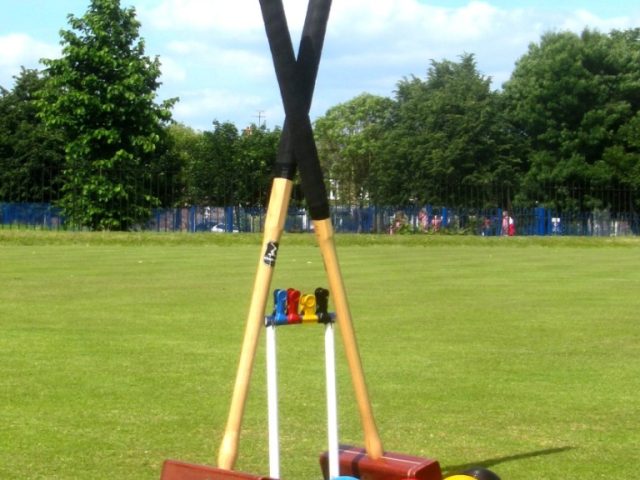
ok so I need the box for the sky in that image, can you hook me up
[2,0,640,131]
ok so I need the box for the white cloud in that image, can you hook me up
[561,9,636,32]
[141,0,263,36]
[140,0,317,48]
[166,40,207,56]
[166,40,271,76]
[328,0,505,45]
[170,87,267,128]
[0,33,59,87]
[327,1,636,90]
[158,55,187,83]
[0,33,57,67]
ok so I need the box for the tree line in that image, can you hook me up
[316,29,640,215]
[1,0,639,230]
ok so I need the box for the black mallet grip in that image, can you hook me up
[260,0,331,220]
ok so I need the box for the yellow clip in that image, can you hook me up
[299,294,318,323]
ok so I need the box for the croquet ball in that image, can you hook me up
[334,477,359,480]
[444,476,474,480]
[462,467,501,480]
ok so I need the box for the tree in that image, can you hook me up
[503,28,640,212]
[315,93,393,205]
[234,124,280,206]
[154,122,205,207]
[187,121,239,206]
[379,54,521,207]
[0,69,65,202]
[38,0,175,230]
[174,121,279,208]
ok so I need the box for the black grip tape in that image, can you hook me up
[261,0,331,220]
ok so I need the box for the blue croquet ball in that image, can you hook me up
[334,477,359,480]
[462,467,501,480]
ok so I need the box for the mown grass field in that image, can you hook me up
[1,231,638,479]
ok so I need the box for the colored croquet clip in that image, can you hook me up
[287,288,302,324]
[265,288,288,326]
[315,287,334,324]
[300,293,318,323]
[273,289,288,325]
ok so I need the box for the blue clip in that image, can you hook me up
[274,289,288,325]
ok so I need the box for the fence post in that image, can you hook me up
[225,206,234,232]
[534,206,546,235]
[362,207,372,233]
[442,207,449,228]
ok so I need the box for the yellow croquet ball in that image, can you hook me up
[445,476,475,480]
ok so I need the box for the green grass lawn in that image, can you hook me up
[1,232,638,479]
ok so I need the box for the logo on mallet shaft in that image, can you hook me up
[263,241,279,267]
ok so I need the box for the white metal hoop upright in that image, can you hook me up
[324,322,340,479]
[265,324,280,479]
[265,317,341,479]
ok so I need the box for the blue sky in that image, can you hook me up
[2,1,639,130]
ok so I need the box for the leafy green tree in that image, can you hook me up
[176,122,279,208]
[156,122,200,206]
[315,93,393,205]
[503,28,640,211]
[234,124,280,206]
[0,69,64,202]
[38,0,175,229]
[380,54,521,207]
[187,121,239,205]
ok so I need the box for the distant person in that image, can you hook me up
[431,214,442,231]
[482,216,492,236]
[502,211,515,236]
[390,211,407,234]
[418,209,428,231]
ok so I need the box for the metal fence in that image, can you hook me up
[0,203,64,230]
[1,202,638,236]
